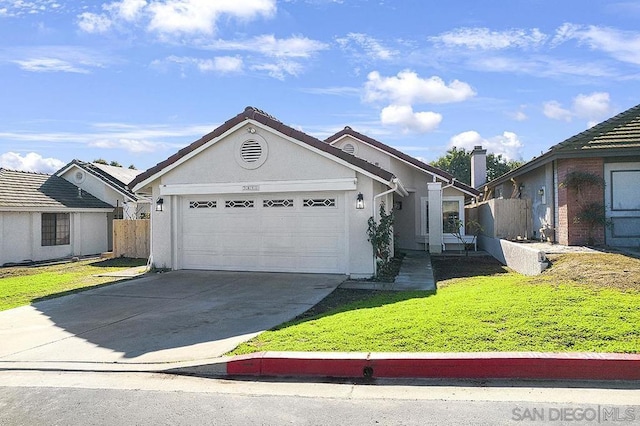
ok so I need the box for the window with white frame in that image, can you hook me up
[442,196,464,234]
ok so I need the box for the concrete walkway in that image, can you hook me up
[393,250,435,291]
[340,250,435,291]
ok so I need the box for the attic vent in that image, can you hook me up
[74,171,85,183]
[342,143,356,155]
[235,136,268,170]
[240,140,262,163]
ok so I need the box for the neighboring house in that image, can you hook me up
[55,160,150,250]
[130,107,479,277]
[482,103,640,247]
[0,168,114,266]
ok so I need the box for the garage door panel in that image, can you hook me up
[181,194,346,273]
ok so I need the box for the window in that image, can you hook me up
[303,198,336,207]
[225,200,255,208]
[42,213,70,246]
[443,198,463,234]
[263,199,294,208]
[189,201,217,209]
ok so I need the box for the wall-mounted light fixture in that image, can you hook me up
[156,197,164,212]
[393,201,402,211]
[538,186,546,205]
[356,192,365,209]
[247,127,256,134]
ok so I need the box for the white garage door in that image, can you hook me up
[181,193,346,273]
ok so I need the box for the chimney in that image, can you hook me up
[471,145,487,188]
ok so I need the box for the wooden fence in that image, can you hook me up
[466,198,532,240]
[113,219,150,259]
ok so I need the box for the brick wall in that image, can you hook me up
[556,158,605,245]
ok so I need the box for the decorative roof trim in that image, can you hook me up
[326,127,480,197]
[130,107,400,193]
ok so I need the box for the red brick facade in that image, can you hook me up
[556,158,605,245]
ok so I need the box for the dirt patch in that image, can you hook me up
[431,255,509,281]
[535,253,640,291]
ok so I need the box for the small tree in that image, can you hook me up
[560,171,608,245]
[366,202,394,275]
[450,219,483,255]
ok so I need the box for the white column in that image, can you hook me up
[427,182,443,253]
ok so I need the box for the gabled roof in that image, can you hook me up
[130,107,399,191]
[0,168,114,210]
[56,160,143,201]
[326,126,480,197]
[487,103,640,187]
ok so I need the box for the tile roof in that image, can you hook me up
[486,102,640,187]
[130,107,397,190]
[325,126,480,196]
[58,160,143,200]
[0,168,114,210]
[551,103,640,153]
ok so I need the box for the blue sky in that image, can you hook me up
[1,0,640,173]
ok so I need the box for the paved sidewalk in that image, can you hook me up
[393,250,435,291]
[340,250,436,291]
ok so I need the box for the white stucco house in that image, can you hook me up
[55,160,150,250]
[0,169,114,266]
[130,107,479,277]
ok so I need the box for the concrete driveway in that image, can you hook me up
[0,271,343,368]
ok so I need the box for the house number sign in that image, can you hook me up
[242,185,260,191]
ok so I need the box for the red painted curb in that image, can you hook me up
[225,352,640,381]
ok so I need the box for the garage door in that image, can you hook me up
[181,193,346,273]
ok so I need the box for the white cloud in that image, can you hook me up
[363,70,474,134]
[0,0,63,17]
[543,100,573,121]
[159,55,243,74]
[380,105,442,133]
[431,27,548,50]
[251,60,302,80]
[0,152,65,174]
[0,123,214,151]
[552,23,640,66]
[300,86,360,97]
[77,12,112,33]
[449,131,524,161]
[206,35,328,58]
[336,33,397,60]
[209,56,243,73]
[508,110,528,121]
[572,92,611,119]
[106,0,148,21]
[4,46,112,74]
[543,92,611,123]
[89,139,160,153]
[364,70,476,105]
[11,58,90,73]
[77,0,276,36]
[471,55,615,79]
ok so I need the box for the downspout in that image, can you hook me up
[372,179,400,220]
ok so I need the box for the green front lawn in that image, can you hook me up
[232,253,640,354]
[0,257,147,311]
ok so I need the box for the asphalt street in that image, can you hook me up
[1,371,639,426]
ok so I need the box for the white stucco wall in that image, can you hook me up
[0,211,109,265]
[332,135,392,171]
[145,123,386,277]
